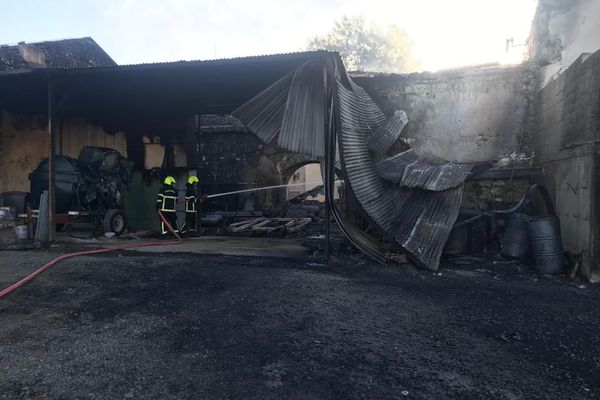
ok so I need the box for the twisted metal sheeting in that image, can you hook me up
[234,53,469,270]
[233,59,327,157]
[278,60,327,157]
[337,79,464,269]
[374,148,473,191]
[367,110,408,155]
[232,70,294,145]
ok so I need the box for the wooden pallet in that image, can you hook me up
[227,217,311,235]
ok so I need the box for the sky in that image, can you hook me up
[0,0,538,72]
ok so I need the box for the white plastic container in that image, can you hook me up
[14,225,29,240]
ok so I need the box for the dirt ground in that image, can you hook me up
[0,245,599,400]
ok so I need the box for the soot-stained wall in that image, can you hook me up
[195,119,314,214]
[352,65,537,164]
[534,49,600,281]
[0,110,127,194]
[529,0,600,281]
[530,0,600,87]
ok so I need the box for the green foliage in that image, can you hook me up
[308,15,419,73]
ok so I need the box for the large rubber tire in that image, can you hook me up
[103,209,126,236]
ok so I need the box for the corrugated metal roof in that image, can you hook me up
[374,148,473,191]
[366,110,408,154]
[336,79,466,269]
[0,50,329,119]
[232,70,294,144]
[51,50,331,71]
[234,58,329,157]
[278,59,327,157]
[0,50,331,78]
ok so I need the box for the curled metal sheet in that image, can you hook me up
[236,53,469,270]
[367,110,408,155]
[233,59,327,158]
[278,59,327,157]
[232,70,294,144]
[336,79,464,269]
[374,148,473,191]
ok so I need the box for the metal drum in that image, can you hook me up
[525,216,565,274]
[501,213,530,259]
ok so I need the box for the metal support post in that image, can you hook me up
[47,75,56,244]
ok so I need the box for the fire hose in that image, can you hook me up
[0,210,181,299]
[0,181,332,300]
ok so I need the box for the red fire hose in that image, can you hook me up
[0,211,181,299]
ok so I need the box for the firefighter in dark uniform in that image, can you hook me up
[182,175,200,235]
[156,176,178,235]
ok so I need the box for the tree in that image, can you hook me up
[308,15,419,73]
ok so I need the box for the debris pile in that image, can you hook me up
[444,184,567,274]
[226,217,312,236]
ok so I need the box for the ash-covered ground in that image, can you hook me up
[0,245,599,400]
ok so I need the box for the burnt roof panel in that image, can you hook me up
[0,37,115,71]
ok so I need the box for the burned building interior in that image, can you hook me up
[1,31,598,278]
[1,1,600,398]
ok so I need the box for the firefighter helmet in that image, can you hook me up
[164,176,176,185]
[188,176,199,184]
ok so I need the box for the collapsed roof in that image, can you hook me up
[234,54,471,270]
[0,45,468,269]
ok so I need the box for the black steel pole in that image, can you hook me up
[323,66,330,262]
[47,74,56,243]
[196,114,202,231]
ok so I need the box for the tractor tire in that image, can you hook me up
[103,209,126,236]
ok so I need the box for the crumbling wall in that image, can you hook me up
[530,0,600,87]
[0,110,127,194]
[529,0,600,281]
[352,65,537,163]
[534,49,600,281]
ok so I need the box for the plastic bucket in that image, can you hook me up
[14,225,29,240]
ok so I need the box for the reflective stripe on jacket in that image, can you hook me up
[156,185,178,212]
[185,183,198,213]
[185,196,196,212]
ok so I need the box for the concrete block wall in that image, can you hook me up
[535,50,600,280]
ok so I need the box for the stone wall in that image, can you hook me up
[352,64,537,163]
